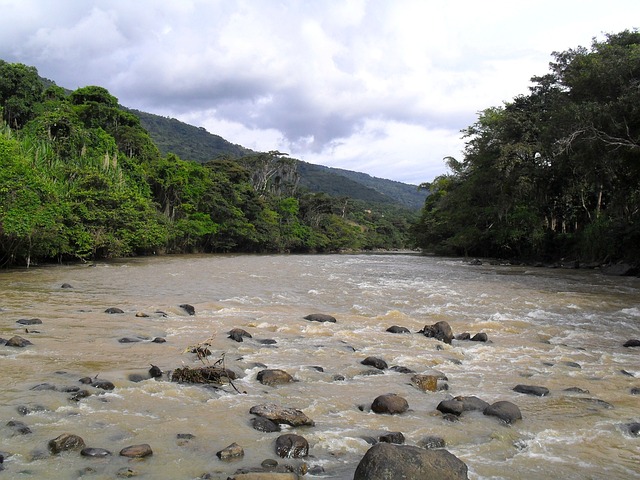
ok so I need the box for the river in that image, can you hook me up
[1,253,639,479]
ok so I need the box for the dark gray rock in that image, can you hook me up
[513,384,550,396]
[304,313,336,323]
[623,339,640,348]
[371,393,409,415]
[149,365,163,378]
[564,387,590,394]
[389,365,415,374]
[7,420,32,435]
[61,283,73,288]
[621,422,640,437]
[118,337,142,343]
[275,434,309,458]
[48,433,86,454]
[483,401,522,424]
[16,318,42,325]
[455,332,471,340]
[104,307,124,314]
[418,321,454,344]
[379,431,405,444]
[470,332,488,342]
[386,325,410,334]
[354,443,468,480]
[251,417,281,433]
[257,369,294,386]
[151,337,166,343]
[81,447,112,457]
[249,404,315,427]
[179,304,196,315]
[30,383,57,391]
[361,356,388,370]
[418,435,446,449]
[437,399,464,416]
[454,395,490,412]
[229,328,252,342]
[631,387,640,395]
[6,336,32,347]
[91,379,115,391]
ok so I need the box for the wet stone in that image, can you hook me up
[217,442,244,460]
[48,433,86,454]
[361,356,388,370]
[251,417,281,433]
[119,444,153,458]
[17,318,42,325]
[6,336,33,347]
[371,393,409,415]
[257,369,294,386]
[92,379,115,390]
[304,313,336,323]
[275,434,309,458]
[179,304,196,315]
[7,420,32,435]
[118,337,142,343]
[379,431,405,444]
[105,307,124,314]
[483,401,522,424]
[151,337,166,343]
[418,436,446,449]
[81,447,112,457]
[513,384,550,397]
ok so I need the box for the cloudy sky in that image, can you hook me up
[1,1,638,185]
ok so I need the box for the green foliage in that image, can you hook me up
[0,60,416,266]
[413,30,640,263]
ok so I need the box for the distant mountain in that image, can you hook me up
[131,110,427,210]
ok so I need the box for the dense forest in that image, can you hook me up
[412,30,640,264]
[0,60,416,267]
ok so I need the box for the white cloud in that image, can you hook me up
[1,0,639,185]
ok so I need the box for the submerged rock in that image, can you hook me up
[513,384,550,397]
[303,313,336,323]
[353,443,468,480]
[386,325,410,334]
[16,318,42,325]
[81,447,112,457]
[623,339,640,348]
[104,307,124,314]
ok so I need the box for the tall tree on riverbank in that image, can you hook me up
[413,30,640,263]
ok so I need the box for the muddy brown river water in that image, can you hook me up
[1,253,639,479]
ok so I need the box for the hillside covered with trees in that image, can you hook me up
[412,30,640,264]
[0,60,416,267]
[132,108,427,210]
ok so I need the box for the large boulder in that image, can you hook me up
[5,336,33,347]
[354,442,468,480]
[371,393,409,415]
[418,321,454,344]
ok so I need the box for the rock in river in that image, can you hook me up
[371,393,409,415]
[513,384,550,396]
[354,442,468,480]
[303,313,336,323]
[48,433,86,454]
[483,401,522,424]
[418,321,454,344]
[120,444,153,458]
[249,404,315,427]
[257,369,294,386]
[275,434,309,458]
